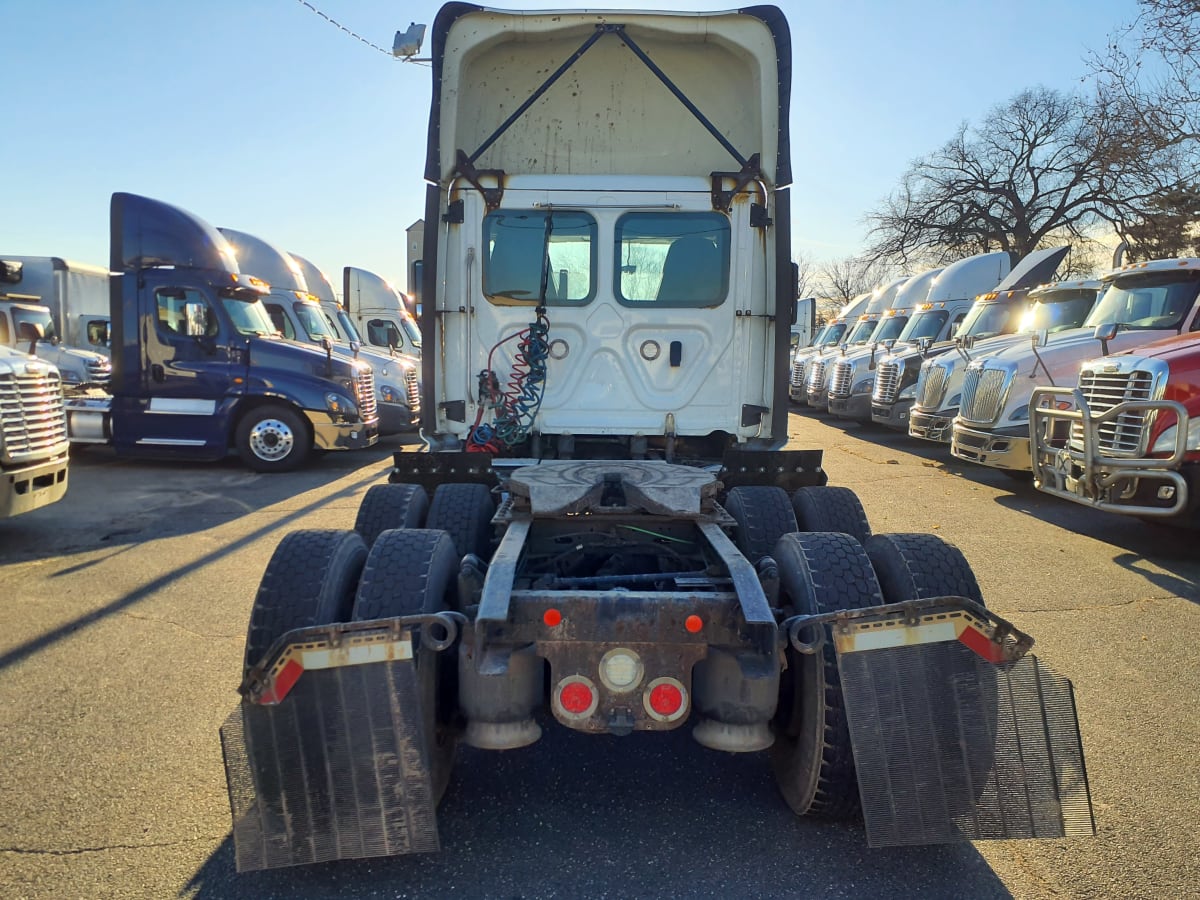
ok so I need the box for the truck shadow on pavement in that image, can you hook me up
[0,444,404,674]
[184,725,1013,900]
[991,483,1199,604]
[0,438,413,565]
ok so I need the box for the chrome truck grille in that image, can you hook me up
[830,359,853,398]
[1070,367,1158,456]
[404,368,421,413]
[355,368,379,422]
[790,355,806,389]
[959,366,1008,425]
[873,360,901,405]
[916,363,948,409]
[0,368,68,464]
[86,356,112,385]
[806,359,827,393]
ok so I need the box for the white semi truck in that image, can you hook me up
[0,258,112,386]
[343,265,423,358]
[220,4,1093,872]
[0,343,69,519]
[952,257,1200,472]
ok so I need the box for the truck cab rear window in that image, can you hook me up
[615,212,730,307]
[483,210,595,305]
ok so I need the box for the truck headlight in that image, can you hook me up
[898,383,917,400]
[1009,404,1029,423]
[325,392,358,420]
[852,378,874,394]
[380,384,399,404]
[60,370,82,384]
[1151,419,1200,453]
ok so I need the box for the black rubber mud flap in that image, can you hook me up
[220,652,439,871]
[831,611,1095,846]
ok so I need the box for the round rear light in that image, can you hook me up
[554,675,598,720]
[643,676,688,722]
[599,648,643,693]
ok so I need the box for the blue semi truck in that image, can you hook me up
[65,193,379,471]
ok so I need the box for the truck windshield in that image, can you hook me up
[846,319,877,344]
[401,317,421,349]
[220,297,276,336]
[1083,271,1200,330]
[294,302,336,340]
[1019,291,1096,333]
[334,309,361,343]
[897,310,948,342]
[958,301,1024,340]
[821,322,848,345]
[11,307,58,342]
[483,210,596,305]
[871,315,910,343]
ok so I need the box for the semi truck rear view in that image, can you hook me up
[220,4,1094,871]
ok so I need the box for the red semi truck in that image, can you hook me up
[1031,331,1200,524]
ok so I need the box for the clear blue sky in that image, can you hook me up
[2,0,1137,290]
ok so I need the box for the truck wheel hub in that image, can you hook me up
[249,419,294,461]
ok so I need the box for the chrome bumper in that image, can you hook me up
[828,393,872,421]
[0,453,69,518]
[871,399,915,431]
[307,412,380,451]
[909,408,956,443]
[951,423,1032,471]
[1030,387,1190,517]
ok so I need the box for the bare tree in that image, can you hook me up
[793,248,818,301]
[1091,0,1200,154]
[817,254,888,305]
[864,87,1167,267]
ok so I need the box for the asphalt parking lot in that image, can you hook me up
[0,417,1196,899]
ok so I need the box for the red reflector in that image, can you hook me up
[648,682,683,716]
[560,681,593,715]
[684,614,703,633]
[544,608,562,627]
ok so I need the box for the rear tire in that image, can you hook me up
[243,530,367,677]
[864,533,993,804]
[864,533,983,606]
[355,483,429,548]
[352,528,459,803]
[235,403,311,473]
[425,483,496,561]
[724,485,798,565]
[791,486,871,544]
[770,532,884,819]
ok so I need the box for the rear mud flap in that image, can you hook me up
[220,657,439,871]
[831,610,1095,846]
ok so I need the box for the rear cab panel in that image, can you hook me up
[422,5,793,456]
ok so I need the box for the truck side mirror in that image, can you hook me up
[17,320,44,354]
[1093,322,1118,355]
[917,336,932,354]
[0,260,23,284]
[1032,329,1049,348]
[958,334,976,351]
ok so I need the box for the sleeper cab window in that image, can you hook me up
[615,212,731,307]
[155,288,213,336]
[482,210,596,306]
